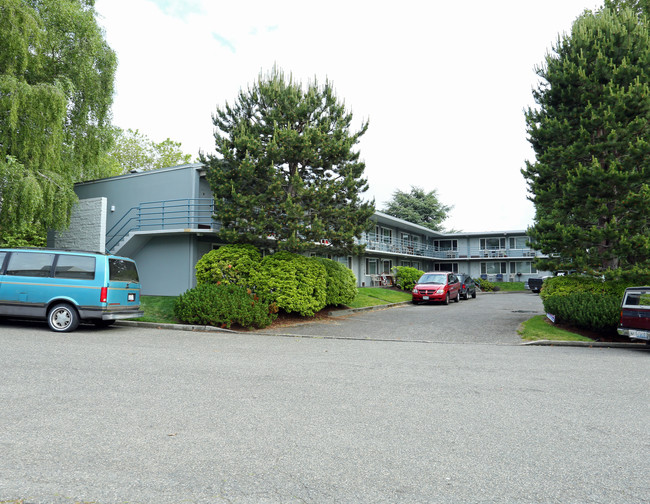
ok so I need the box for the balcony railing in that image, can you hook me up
[106,198,216,252]
[357,235,538,260]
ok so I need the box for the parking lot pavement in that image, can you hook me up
[262,291,547,345]
[0,320,648,504]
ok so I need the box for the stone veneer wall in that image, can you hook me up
[52,197,107,252]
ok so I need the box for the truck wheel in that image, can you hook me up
[48,303,80,332]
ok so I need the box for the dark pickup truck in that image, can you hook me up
[527,277,544,293]
[617,286,650,344]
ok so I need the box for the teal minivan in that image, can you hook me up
[0,248,143,332]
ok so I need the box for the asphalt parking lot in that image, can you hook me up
[0,292,648,504]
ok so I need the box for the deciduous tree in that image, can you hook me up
[0,0,116,235]
[202,67,374,253]
[522,5,650,273]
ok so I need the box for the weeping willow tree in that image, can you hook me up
[0,0,117,240]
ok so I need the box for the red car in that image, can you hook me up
[412,272,461,305]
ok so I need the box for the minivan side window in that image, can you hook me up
[109,258,139,283]
[6,252,55,277]
[55,255,96,280]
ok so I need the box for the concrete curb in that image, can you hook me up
[328,301,411,317]
[116,319,237,333]
[522,339,648,349]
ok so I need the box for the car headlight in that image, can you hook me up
[412,288,418,294]
[436,289,444,294]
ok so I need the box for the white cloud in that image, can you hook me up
[95,0,601,232]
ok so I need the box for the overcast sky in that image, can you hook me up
[94,0,602,232]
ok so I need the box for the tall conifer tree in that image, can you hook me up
[522,6,650,272]
[203,68,374,253]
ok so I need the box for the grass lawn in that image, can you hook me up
[518,315,595,342]
[495,281,526,291]
[345,287,412,308]
[135,296,179,323]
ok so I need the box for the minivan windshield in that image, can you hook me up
[109,258,140,283]
[418,273,446,285]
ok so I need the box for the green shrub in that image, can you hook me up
[475,277,499,292]
[394,266,424,291]
[253,252,327,316]
[543,292,621,332]
[540,275,629,333]
[313,257,357,306]
[195,244,261,286]
[174,283,277,329]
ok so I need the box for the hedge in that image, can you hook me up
[195,244,261,287]
[253,252,328,317]
[174,283,277,329]
[394,266,424,291]
[313,257,357,306]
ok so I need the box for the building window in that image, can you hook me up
[481,262,507,274]
[381,227,392,244]
[435,262,458,273]
[509,261,536,274]
[381,259,393,273]
[434,239,457,251]
[480,238,506,250]
[366,258,378,275]
[508,236,528,249]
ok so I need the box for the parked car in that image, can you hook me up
[0,248,144,332]
[617,286,650,344]
[456,273,477,300]
[526,277,544,293]
[412,272,461,305]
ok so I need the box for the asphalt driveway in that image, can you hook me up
[263,291,545,344]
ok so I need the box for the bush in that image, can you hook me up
[540,275,629,333]
[394,266,424,291]
[195,244,261,286]
[313,257,357,306]
[253,252,327,316]
[174,283,277,329]
[475,277,499,292]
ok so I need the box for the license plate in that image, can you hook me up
[630,329,650,340]
[128,293,135,302]
[423,296,429,300]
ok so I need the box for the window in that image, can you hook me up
[509,261,536,274]
[435,262,458,273]
[6,252,55,277]
[381,259,393,273]
[55,255,96,280]
[508,236,528,249]
[381,227,392,244]
[434,240,457,251]
[480,238,505,250]
[109,259,140,283]
[366,258,378,275]
[481,262,507,274]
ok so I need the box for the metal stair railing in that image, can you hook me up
[106,198,215,252]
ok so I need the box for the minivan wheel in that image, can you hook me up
[454,291,460,303]
[443,293,449,305]
[48,303,80,332]
[471,290,476,299]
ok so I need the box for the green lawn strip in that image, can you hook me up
[495,281,526,291]
[134,296,179,323]
[345,287,412,308]
[518,315,595,342]
[135,289,412,325]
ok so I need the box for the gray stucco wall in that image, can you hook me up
[130,235,195,296]
[50,197,107,252]
[75,165,201,236]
